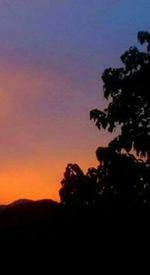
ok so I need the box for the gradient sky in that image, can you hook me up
[0,0,150,204]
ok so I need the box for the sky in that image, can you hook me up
[0,0,150,204]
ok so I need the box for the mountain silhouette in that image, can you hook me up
[8,198,34,207]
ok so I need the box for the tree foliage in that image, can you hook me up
[59,164,101,206]
[96,147,150,204]
[60,32,150,206]
[90,32,150,160]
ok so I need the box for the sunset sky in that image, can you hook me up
[0,0,150,204]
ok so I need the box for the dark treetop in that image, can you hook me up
[90,31,150,161]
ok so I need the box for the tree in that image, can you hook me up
[59,164,101,206]
[96,147,150,204]
[90,31,150,161]
[60,32,150,206]
[59,164,85,205]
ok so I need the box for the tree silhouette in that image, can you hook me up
[60,32,150,206]
[90,31,150,161]
[59,164,101,206]
[96,147,150,204]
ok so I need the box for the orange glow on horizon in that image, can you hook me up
[0,156,99,205]
[0,63,105,205]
